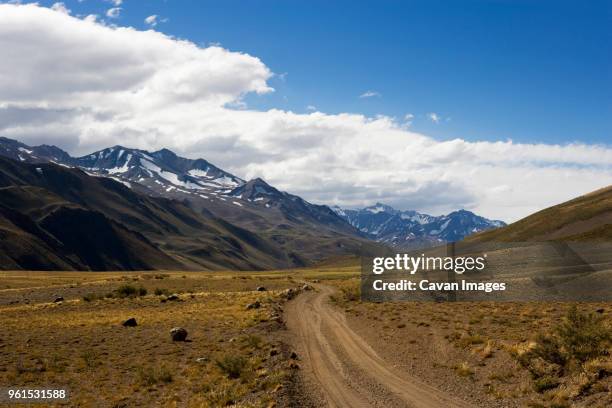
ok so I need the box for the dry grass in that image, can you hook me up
[338,285,612,407]
[0,268,341,407]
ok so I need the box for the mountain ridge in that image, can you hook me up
[467,185,612,243]
[333,202,505,249]
[0,137,379,270]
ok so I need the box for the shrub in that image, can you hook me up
[455,361,474,377]
[531,305,611,369]
[533,375,560,393]
[115,284,147,298]
[341,284,360,302]
[216,355,248,379]
[154,288,170,296]
[137,365,173,386]
[512,305,611,399]
[243,334,263,349]
[116,284,137,297]
[555,305,611,363]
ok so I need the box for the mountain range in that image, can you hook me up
[0,137,380,270]
[0,136,510,270]
[332,203,505,249]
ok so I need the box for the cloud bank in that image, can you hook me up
[0,3,611,221]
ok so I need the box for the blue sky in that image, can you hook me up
[2,1,612,220]
[41,0,611,145]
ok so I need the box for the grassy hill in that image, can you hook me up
[468,185,612,242]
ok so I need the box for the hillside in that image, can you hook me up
[0,157,320,270]
[0,137,377,268]
[467,185,612,242]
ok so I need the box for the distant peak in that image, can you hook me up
[248,177,270,186]
[152,148,177,158]
[364,202,396,214]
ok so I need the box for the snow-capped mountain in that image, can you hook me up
[0,137,367,263]
[73,145,245,198]
[333,203,505,249]
[0,137,72,165]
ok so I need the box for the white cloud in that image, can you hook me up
[50,2,70,14]
[0,3,611,222]
[108,0,122,5]
[306,105,317,111]
[404,113,414,126]
[106,7,121,18]
[428,112,440,123]
[144,14,157,27]
[359,90,380,98]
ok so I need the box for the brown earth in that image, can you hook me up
[286,284,472,407]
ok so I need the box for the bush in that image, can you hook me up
[216,355,248,379]
[513,305,612,398]
[137,365,173,385]
[115,284,147,298]
[243,334,263,349]
[555,305,611,363]
[83,293,99,302]
[533,375,560,393]
[116,284,137,297]
[532,305,611,369]
[341,284,360,302]
[455,361,474,377]
[154,288,170,296]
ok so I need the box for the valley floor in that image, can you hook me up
[0,267,610,407]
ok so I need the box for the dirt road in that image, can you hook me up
[285,284,472,408]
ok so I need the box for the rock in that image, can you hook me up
[290,351,298,360]
[53,296,64,303]
[170,327,188,341]
[246,300,261,310]
[122,318,137,327]
[596,308,605,314]
[195,357,208,363]
[281,288,296,300]
[269,349,279,357]
[302,284,312,291]
[312,279,320,283]
[256,286,267,292]
[167,294,180,301]
[288,361,300,370]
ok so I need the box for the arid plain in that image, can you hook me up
[1,262,610,408]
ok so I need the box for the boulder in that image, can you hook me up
[256,286,267,292]
[170,327,188,341]
[302,284,312,291]
[53,296,64,303]
[167,294,180,301]
[122,318,137,327]
[246,300,261,310]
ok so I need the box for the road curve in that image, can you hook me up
[285,284,472,408]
